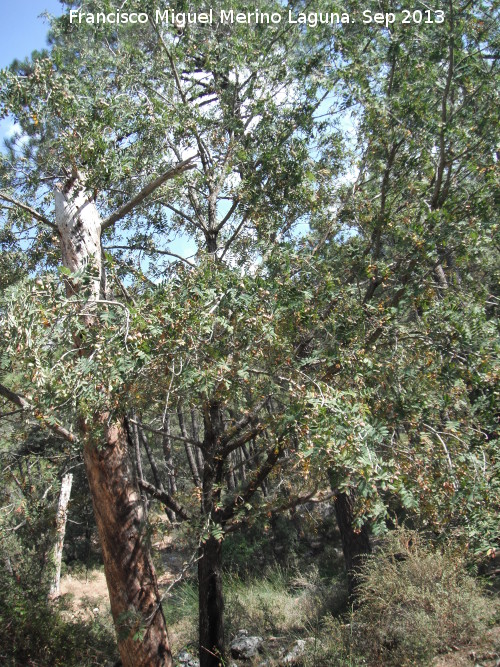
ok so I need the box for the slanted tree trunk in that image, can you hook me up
[84,418,170,667]
[48,472,73,599]
[55,175,172,667]
[334,491,371,596]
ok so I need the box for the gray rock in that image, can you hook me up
[230,630,263,660]
[176,652,199,667]
[281,639,309,664]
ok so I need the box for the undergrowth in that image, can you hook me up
[0,573,117,666]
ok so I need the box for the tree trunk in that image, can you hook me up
[48,472,73,599]
[162,414,177,522]
[191,408,205,473]
[198,400,226,667]
[55,176,172,666]
[198,536,224,667]
[177,404,201,487]
[334,491,371,596]
[84,418,171,667]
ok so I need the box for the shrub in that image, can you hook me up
[349,528,492,666]
[0,574,117,666]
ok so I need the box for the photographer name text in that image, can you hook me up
[69,8,445,29]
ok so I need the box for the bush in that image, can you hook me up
[349,528,492,666]
[0,558,117,666]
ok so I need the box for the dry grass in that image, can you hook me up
[350,529,495,667]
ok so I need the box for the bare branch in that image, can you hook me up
[220,395,269,447]
[219,439,284,523]
[138,479,190,521]
[101,156,198,231]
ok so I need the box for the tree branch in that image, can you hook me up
[138,479,190,521]
[130,418,202,449]
[0,383,77,444]
[221,424,267,457]
[0,192,57,231]
[219,439,284,523]
[101,156,198,231]
[220,395,270,447]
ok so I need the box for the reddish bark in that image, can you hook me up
[84,417,172,667]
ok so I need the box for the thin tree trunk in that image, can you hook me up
[226,452,236,491]
[48,472,73,599]
[198,536,224,667]
[334,491,371,596]
[162,414,177,522]
[191,408,204,472]
[130,415,148,515]
[140,425,164,490]
[177,404,201,487]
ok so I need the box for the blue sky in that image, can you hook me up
[0,1,62,69]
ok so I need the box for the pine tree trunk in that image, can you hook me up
[55,176,172,666]
[334,491,371,596]
[198,536,224,667]
[48,472,73,599]
[84,417,171,667]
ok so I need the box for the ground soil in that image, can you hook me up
[58,536,500,667]
[433,626,500,667]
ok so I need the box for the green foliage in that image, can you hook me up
[0,569,117,666]
[0,1,498,661]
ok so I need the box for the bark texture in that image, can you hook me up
[334,491,371,596]
[84,418,171,667]
[48,472,73,599]
[198,401,226,667]
[55,178,102,300]
[198,536,224,667]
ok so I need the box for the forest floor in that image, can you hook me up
[433,625,500,667]
[59,535,500,667]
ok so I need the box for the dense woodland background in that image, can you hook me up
[0,1,498,666]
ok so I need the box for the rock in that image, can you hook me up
[230,630,263,660]
[176,651,199,667]
[281,639,310,665]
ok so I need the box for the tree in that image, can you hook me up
[1,53,197,663]
[1,0,498,663]
[300,0,499,573]
[0,1,327,664]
